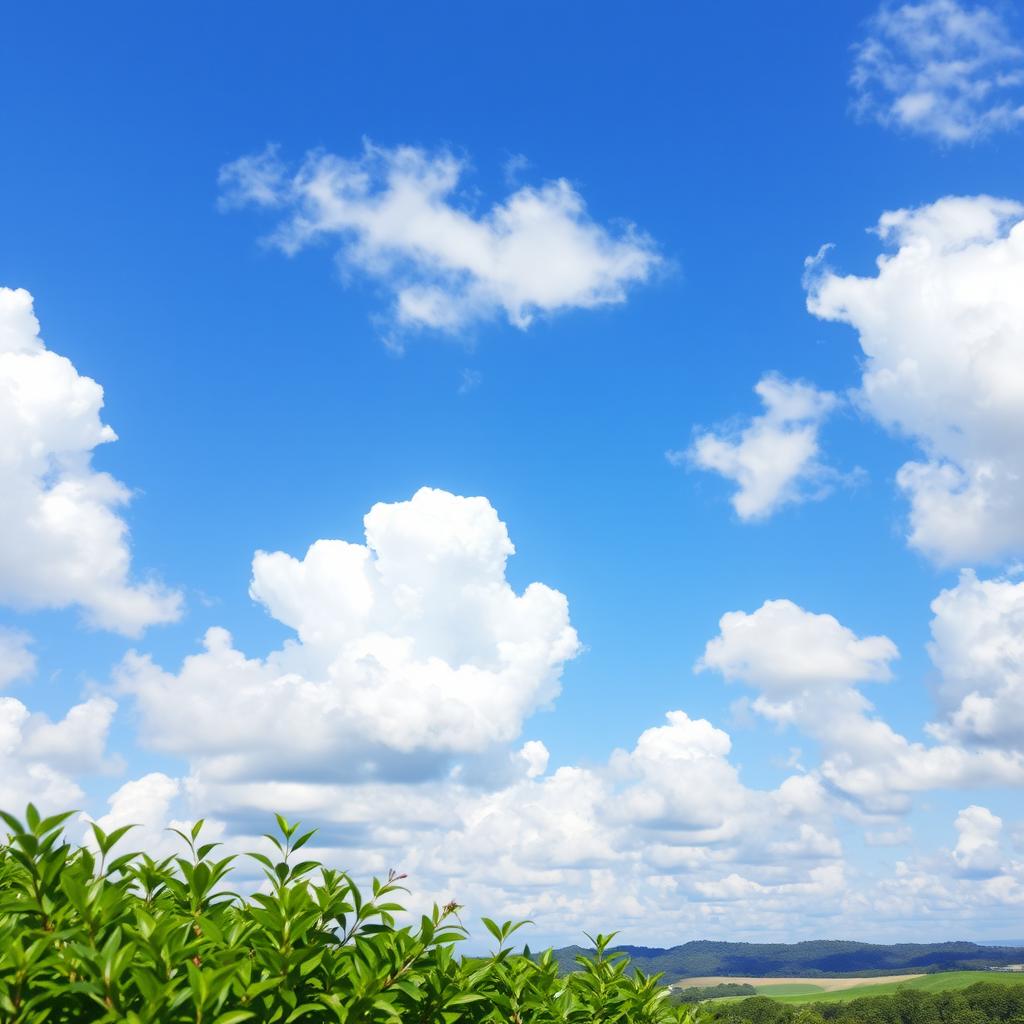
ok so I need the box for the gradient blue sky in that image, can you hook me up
[3,0,1024,945]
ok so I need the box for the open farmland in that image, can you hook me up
[675,975,924,993]
[678,971,1024,1005]
[770,971,1024,1004]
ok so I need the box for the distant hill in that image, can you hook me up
[545,940,1024,979]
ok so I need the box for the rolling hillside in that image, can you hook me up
[764,971,1024,1004]
[548,940,1024,978]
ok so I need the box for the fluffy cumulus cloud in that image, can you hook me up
[111,707,849,945]
[117,487,580,783]
[0,287,181,634]
[85,482,1024,939]
[807,195,1024,565]
[0,693,117,813]
[677,374,839,521]
[699,599,898,689]
[218,142,659,342]
[952,804,1004,876]
[0,628,35,689]
[55,493,1024,941]
[699,597,1024,813]
[928,570,1024,748]
[100,485,864,943]
[852,0,1024,143]
[82,772,236,863]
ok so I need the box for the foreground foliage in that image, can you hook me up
[0,805,699,1024]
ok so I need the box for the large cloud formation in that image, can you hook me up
[109,487,856,943]
[218,142,660,342]
[852,0,1024,143]
[0,287,181,634]
[807,195,1024,566]
[99,487,1024,940]
[118,487,580,783]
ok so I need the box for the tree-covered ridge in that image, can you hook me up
[0,805,700,1024]
[710,983,1024,1024]
[548,942,1024,981]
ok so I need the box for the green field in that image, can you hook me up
[768,972,1024,1004]
[755,985,832,996]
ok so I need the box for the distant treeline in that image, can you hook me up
[547,939,1024,978]
[670,984,759,1003]
[710,982,1024,1024]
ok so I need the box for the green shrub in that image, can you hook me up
[0,804,702,1023]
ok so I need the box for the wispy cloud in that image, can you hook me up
[458,368,482,394]
[219,142,660,346]
[852,0,1024,143]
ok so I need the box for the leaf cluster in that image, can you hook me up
[0,805,705,1024]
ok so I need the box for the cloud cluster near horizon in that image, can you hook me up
[89,498,1024,942]
[1,292,1016,940]
[218,142,660,346]
[7,65,1024,941]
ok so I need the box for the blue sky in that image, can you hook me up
[3,0,1024,946]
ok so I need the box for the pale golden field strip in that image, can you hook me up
[674,975,925,992]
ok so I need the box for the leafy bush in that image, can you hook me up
[0,804,702,1023]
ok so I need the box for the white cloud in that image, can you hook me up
[953,804,1004,876]
[845,844,1024,935]
[19,695,118,775]
[82,772,232,862]
[699,599,898,690]
[852,0,1024,143]
[610,711,753,836]
[128,705,848,945]
[0,628,35,688]
[699,597,1024,813]
[218,142,660,341]
[807,195,1024,565]
[0,287,181,634]
[99,484,861,944]
[678,374,839,521]
[928,570,1024,749]
[0,694,117,813]
[94,771,181,834]
[517,739,550,778]
[118,487,580,782]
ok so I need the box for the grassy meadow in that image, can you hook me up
[751,972,1024,1004]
